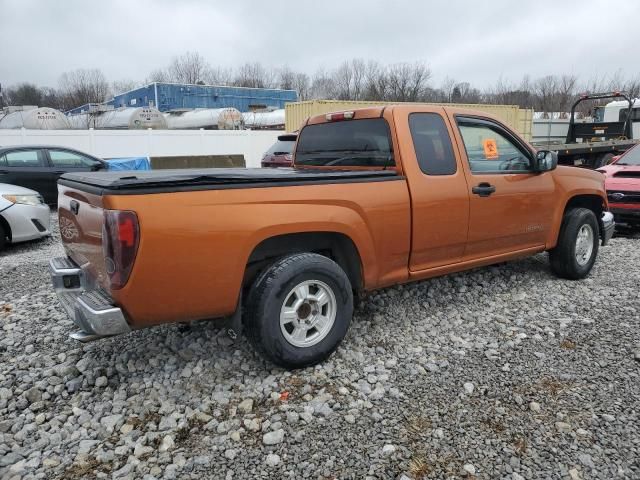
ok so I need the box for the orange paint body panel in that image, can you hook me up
[57,105,609,331]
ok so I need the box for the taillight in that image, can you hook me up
[325,111,354,122]
[102,210,139,289]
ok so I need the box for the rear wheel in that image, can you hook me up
[549,208,600,279]
[245,253,353,369]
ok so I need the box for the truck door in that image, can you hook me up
[396,108,471,271]
[450,115,556,259]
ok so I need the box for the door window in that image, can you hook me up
[49,150,98,167]
[409,113,457,175]
[457,119,532,173]
[4,150,45,167]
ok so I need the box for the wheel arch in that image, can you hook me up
[244,231,364,294]
[548,193,606,249]
[0,214,12,242]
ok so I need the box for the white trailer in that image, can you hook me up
[0,106,71,129]
[242,109,285,130]
[68,107,167,129]
[164,108,243,130]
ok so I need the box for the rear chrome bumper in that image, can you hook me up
[49,257,130,342]
[601,211,615,246]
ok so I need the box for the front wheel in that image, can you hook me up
[245,253,353,369]
[549,208,600,280]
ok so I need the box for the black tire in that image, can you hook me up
[595,153,614,168]
[0,224,6,252]
[244,253,353,369]
[549,208,600,280]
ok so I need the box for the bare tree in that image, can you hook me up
[202,67,233,86]
[448,81,482,104]
[58,68,110,109]
[111,79,140,95]
[165,52,212,84]
[332,61,354,100]
[277,66,296,90]
[363,60,388,101]
[309,69,335,99]
[4,83,43,106]
[147,68,169,83]
[292,72,311,100]
[331,59,367,100]
[440,77,457,103]
[233,63,275,88]
[386,62,431,102]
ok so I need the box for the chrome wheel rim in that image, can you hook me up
[280,280,337,348]
[575,224,594,266]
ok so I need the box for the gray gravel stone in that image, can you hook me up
[262,429,285,445]
[1,212,639,479]
[265,453,280,467]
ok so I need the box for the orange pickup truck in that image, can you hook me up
[51,105,614,368]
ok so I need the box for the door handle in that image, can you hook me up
[54,171,66,174]
[472,182,496,197]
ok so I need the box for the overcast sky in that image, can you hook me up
[1,0,638,89]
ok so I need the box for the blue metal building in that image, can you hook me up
[108,82,297,112]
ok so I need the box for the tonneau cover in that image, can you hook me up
[60,167,399,191]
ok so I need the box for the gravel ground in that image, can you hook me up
[1,212,639,480]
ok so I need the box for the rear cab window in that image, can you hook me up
[295,118,394,168]
[409,113,457,175]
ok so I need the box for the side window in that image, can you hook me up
[457,120,532,174]
[409,113,457,175]
[0,155,6,167]
[4,150,45,167]
[619,108,640,122]
[49,150,96,167]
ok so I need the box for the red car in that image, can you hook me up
[598,143,640,231]
[261,134,296,168]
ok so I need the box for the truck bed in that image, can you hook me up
[59,168,401,194]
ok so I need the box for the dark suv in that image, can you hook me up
[261,134,297,168]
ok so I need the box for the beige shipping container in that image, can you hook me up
[285,100,533,141]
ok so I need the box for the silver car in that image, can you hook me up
[0,183,51,251]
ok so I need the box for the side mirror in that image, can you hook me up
[535,150,558,172]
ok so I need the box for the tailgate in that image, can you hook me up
[57,183,110,292]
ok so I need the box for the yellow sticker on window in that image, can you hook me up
[483,139,499,159]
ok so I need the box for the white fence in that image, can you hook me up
[0,129,282,168]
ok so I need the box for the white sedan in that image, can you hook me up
[0,183,51,251]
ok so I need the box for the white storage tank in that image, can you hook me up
[242,109,285,129]
[164,108,243,130]
[0,107,71,129]
[68,107,168,129]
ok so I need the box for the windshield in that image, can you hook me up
[617,146,640,166]
[295,118,394,167]
[265,139,294,155]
